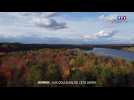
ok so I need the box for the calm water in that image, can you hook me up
[87,48,134,61]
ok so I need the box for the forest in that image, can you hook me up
[0,45,134,87]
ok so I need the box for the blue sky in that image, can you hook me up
[0,12,134,44]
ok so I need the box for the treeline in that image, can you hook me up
[1,43,134,52]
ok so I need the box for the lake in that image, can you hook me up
[87,48,134,61]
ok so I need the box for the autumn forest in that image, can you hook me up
[0,44,134,87]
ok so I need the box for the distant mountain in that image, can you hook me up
[0,42,134,52]
[0,35,134,44]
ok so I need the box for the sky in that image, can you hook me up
[0,12,134,44]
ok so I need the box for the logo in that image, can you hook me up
[117,16,127,23]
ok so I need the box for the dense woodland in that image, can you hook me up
[0,44,134,87]
[0,48,134,87]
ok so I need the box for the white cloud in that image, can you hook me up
[33,17,67,30]
[95,30,116,37]
[18,12,67,30]
[99,14,117,23]
[82,35,97,39]
[82,30,117,40]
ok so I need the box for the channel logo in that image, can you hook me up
[117,16,127,23]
